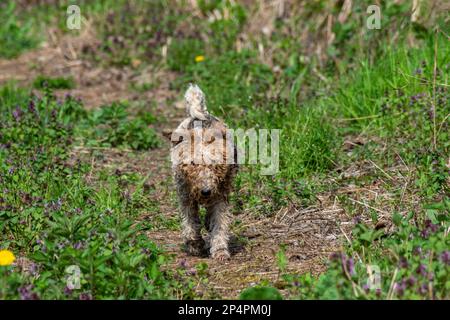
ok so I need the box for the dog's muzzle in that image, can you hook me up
[201,189,211,197]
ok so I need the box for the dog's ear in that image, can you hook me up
[172,134,184,146]
[167,129,186,147]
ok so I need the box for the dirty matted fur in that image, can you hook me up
[170,84,237,260]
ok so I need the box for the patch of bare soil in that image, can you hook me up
[1,29,352,299]
[148,201,351,298]
[0,27,136,108]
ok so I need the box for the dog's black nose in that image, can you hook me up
[201,189,211,197]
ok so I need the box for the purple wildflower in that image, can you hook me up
[47,198,63,211]
[399,257,408,269]
[186,268,197,276]
[179,259,187,269]
[18,285,39,300]
[414,68,423,75]
[64,286,73,296]
[413,247,422,256]
[29,262,39,276]
[329,252,342,262]
[425,219,440,233]
[375,288,382,297]
[406,276,416,287]
[409,93,426,106]
[395,281,406,297]
[430,223,439,233]
[73,242,83,250]
[12,106,22,121]
[352,215,362,224]
[79,293,92,300]
[0,142,11,149]
[416,264,427,277]
[28,100,36,114]
[420,229,430,239]
[440,251,450,265]
[418,283,428,295]
[346,257,355,276]
[421,220,440,238]
[362,284,370,293]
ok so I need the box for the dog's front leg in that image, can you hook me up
[180,200,205,256]
[207,201,231,260]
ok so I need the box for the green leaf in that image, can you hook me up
[392,212,403,226]
[30,251,47,262]
[149,262,160,280]
[239,286,283,300]
[359,232,373,243]
[426,210,438,224]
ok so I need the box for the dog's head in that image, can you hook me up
[178,163,227,202]
[171,120,235,202]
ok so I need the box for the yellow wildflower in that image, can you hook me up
[0,249,15,266]
[195,55,205,63]
[131,58,141,68]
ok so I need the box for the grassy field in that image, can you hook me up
[0,0,448,299]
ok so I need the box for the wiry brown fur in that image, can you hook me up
[170,85,237,260]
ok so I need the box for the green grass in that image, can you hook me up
[0,86,194,299]
[1,0,448,300]
[167,14,449,298]
[80,101,161,150]
[235,33,449,299]
[33,76,76,90]
[278,198,449,299]
[0,2,39,58]
[176,50,274,123]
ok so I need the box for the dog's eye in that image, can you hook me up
[171,135,184,147]
[206,136,216,144]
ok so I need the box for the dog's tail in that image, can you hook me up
[184,83,209,121]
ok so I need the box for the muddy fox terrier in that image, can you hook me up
[170,84,237,260]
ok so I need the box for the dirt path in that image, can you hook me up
[0,31,352,299]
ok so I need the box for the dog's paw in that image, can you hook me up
[184,239,206,256]
[211,249,230,261]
